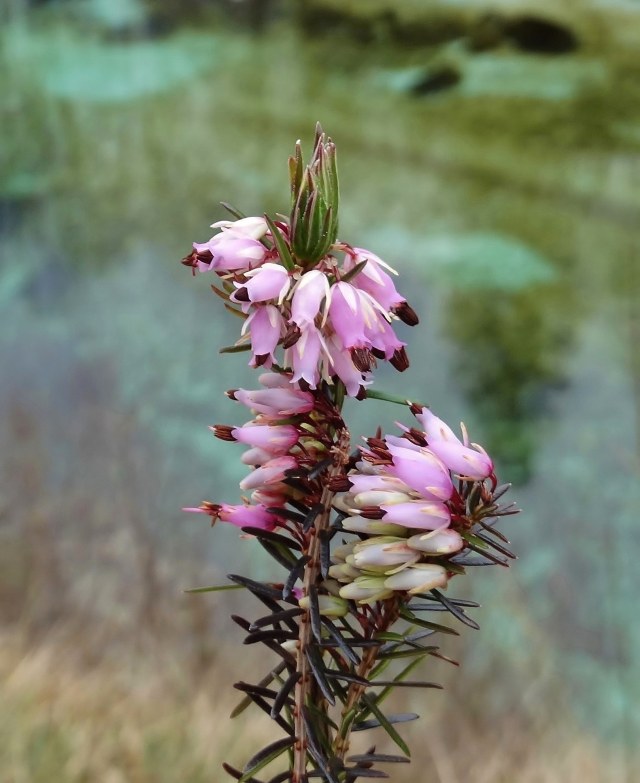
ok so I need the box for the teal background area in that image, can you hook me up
[1,1,639,780]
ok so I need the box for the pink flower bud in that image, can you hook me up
[380,500,451,530]
[347,474,415,495]
[258,371,292,389]
[407,529,464,555]
[298,594,348,617]
[239,455,297,491]
[231,423,299,453]
[210,216,268,240]
[416,408,494,480]
[217,503,277,531]
[352,538,419,569]
[383,564,449,594]
[386,443,454,501]
[341,516,407,536]
[232,387,315,415]
[241,447,273,466]
[200,232,266,272]
[352,489,414,508]
[339,577,393,604]
[250,487,288,507]
[328,563,363,582]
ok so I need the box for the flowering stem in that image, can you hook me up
[293,422,351,782]
[333,599,401,762]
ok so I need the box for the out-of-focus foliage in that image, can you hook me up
[1,0,639,779]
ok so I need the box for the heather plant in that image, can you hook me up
[181,125,519,782]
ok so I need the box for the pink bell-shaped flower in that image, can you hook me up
[416,407,494,480]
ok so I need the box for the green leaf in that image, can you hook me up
[229,661,287,718]
[347,753,410,765]
[430,588,480,630]
[220,201,247,220]
[340,258,368,284]
[219,343,252,354]
[364,389,416,406]
[378,646,439,660]
[399,607,459,636]
[355,696,412,757]
[240,737,295,781]
[264,214,295,271]
[184,584,244,594]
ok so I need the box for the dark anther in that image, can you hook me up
[351,348,374,372]
[390,347,410,372]
[233,287,250,302]
[394,301,419,326]
[282,324,301,349]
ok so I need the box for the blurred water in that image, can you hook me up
[1,3,639,776]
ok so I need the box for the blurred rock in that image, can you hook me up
[410,64,461,96]
[505,14,579,54]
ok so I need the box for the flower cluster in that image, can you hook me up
[182,216,418,396]
[329,406,495,604]
[184,371,333,534]
[179,129,520,782]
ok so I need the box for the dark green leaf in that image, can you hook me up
[242,527,302,552]
[283,555,309,601]
[270,670,299,719]
[220,201,247,220]
[302,707,342,783]
[370,657,426,708]
[347,754,410,765]
[304,503,324,532]
[399,607,459,636]
[308,457,334,479]
[319,529,332,580]
[370,681,442,689]
[233,689,294,737]
[354,697,414,756]
[220,343,252,354]
[227,574,283,601]
[222,762,262,782]
[241,737,295,781]
[250,608,304,632]
[229,662,286,719]
[243,629,297,645]
[473,530,517,560]
[324,671,369,686]
[340,259,368,284]
[306,645,336,706]
[264,214,295,271]
[430,588,480,630]
[307,585,323,644]
[378,647,438,661]
[233,682,279,700]
[321,617,360,666]
[258,539,300,570]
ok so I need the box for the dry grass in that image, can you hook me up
[0,626,633,783]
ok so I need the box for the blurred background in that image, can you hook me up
[1,0,639,780]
